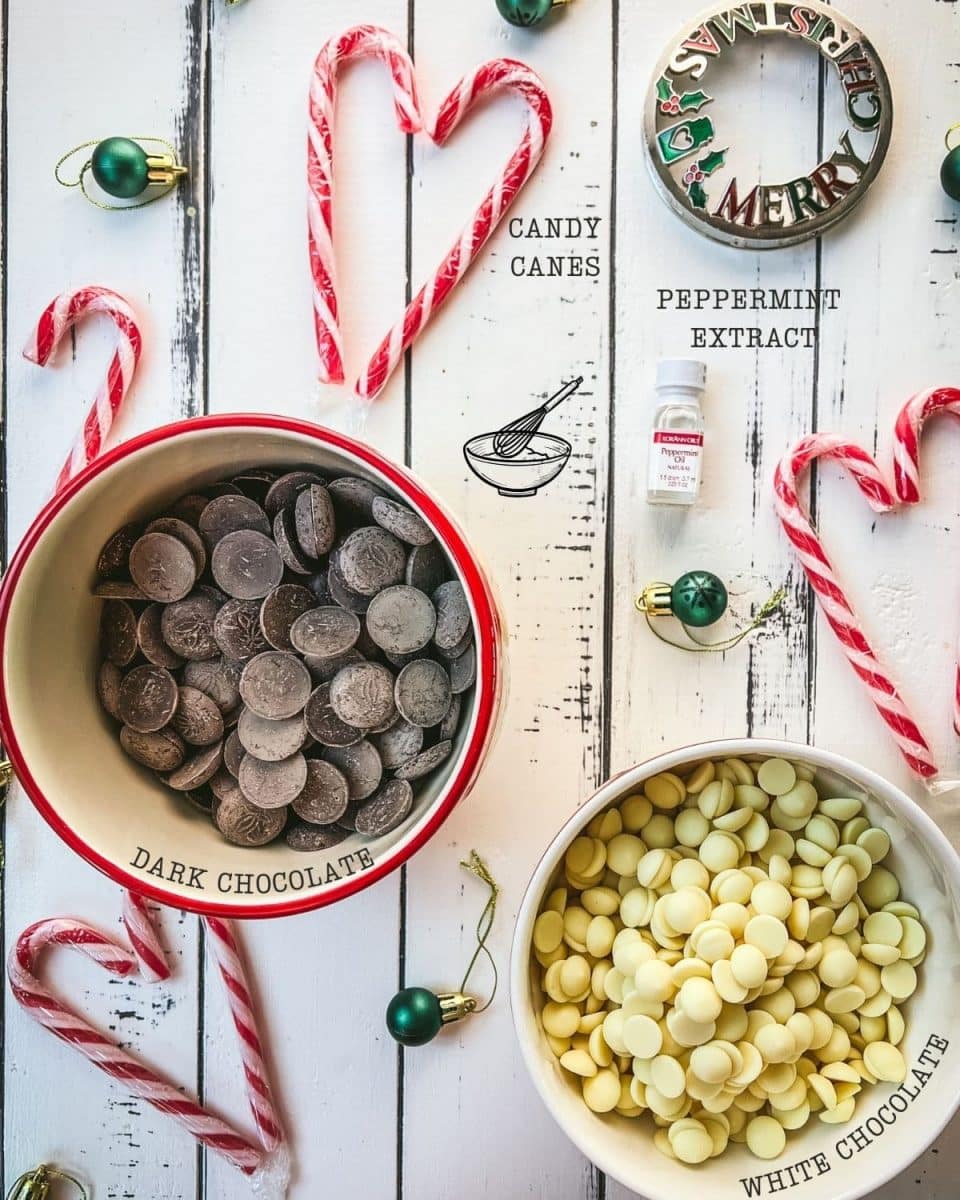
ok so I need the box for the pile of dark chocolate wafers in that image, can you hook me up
[95,469,475,851]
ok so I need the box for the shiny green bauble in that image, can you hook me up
[90,137,150,199]
[671,571,728,628]
[496,0,554,27]
[386,987,443,1046]
[940,146,960,202]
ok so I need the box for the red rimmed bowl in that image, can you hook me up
[0,415,505,918]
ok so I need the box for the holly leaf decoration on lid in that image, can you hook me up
[657,77,713,117]
[656,77,674,105]
[698,148,727,175]
[679,89,712,113]
[689,182,708,209]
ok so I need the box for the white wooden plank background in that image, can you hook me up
[2,1,958,1196]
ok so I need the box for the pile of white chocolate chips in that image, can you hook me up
[532,756,928,1164]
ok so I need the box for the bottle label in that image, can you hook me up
[648,431,704,495]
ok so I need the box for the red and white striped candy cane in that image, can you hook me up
[308,26,553,401]
[774,387,960,783]
[13,296,289,1190]
[893,387,960,735]
[123,889,285,1162]
[122,889,169,984]
[203,916,285,1152]
[357,58,553,402]
[23,286,142,493]
[308,25,422,386]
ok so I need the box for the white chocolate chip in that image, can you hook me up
[582,1068,621,1112]
[880,960,917,1001]
[756,759,796,796]
[744,914,788,959]
[560,1048,598,1077]
[863,1041,907,1083]
[746,1115,786,1159]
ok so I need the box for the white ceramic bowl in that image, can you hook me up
[0,415,505,918]
[511,739,960,1200]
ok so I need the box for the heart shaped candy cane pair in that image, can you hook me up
[774,387,960,786]
[8,894,289,1189]
[308,25,553,400]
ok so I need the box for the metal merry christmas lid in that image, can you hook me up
[643,1,893,250]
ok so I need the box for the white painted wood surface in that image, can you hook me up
[2,1,958,1196]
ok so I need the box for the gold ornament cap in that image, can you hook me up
[145,153,188,187]
[438,992,478,1026]
[7,1164,87,1200]
[636,582,673,618]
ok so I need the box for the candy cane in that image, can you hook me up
[12,297,289,1191]
[308,25,422,386]
[308,26,553,401]
[357,58,553,402]
[893,388,960,736]
[122,889,170,984]
[774,387,960,782]
[23,286,142,493]
[203,916,285,1152]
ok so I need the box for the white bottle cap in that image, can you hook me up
[656,358,707,391]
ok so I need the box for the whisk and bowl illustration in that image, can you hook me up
[463,376,582,497]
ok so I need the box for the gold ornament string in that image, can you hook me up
[54,137,184,210]
[945,123,960,152]
[641,587,786,654]
[457,851,501,1012]
[6,1164,87,1200]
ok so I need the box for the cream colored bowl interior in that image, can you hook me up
[512,741,960,1200]
[4,425,484,912]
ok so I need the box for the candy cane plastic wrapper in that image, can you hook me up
[22,286,143,493]
[308,25,553,406]
[774,386,960,792]
[15,288,291,1194]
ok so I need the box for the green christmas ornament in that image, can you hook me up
[671,570,729,628]
[638,571,727,628]
[941,126,960,201]
[385,852,499,1048]
[386,988,477,1047]
[90,137,150,199]
[496,0,573,28]
[55,136,187,209]
[637,571,784,653]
